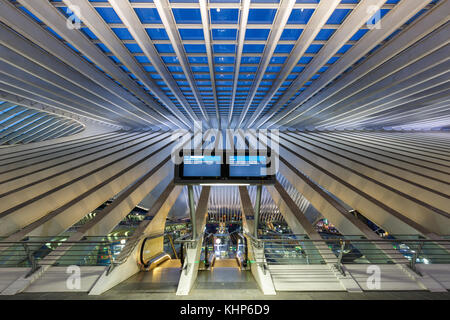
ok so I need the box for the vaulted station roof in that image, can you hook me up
[0,100,84,145]
[0,0,448,131]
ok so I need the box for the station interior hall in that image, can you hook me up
[0,0,449,299]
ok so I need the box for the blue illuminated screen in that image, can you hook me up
[183,155,221,177]
[229,156,267,177]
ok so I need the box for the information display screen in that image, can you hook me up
[182,155,221,177]
[229,155,267,177]
[174,150,275,185]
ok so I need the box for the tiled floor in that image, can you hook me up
[2,290,449,300]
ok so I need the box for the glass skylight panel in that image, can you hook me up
[212,29,237,40]
[94,7,122,24]
[315,29,336,41]
[292,66,304,72]
[327,56,339,64]
[326,9,351,24]
[194,74,211,79]
[306,44,323,53]
[82,55,93,64]
[125,44,143,53]
[163,56,179,63]
[96,43,111,53]
[146,28,170,40]
[155,44,175,53]
[337,44,352,54]
[243,44,265,53]
[240,66,258,72]
[248,9,277,24]
[168,66,184,72]
[187,56,207,64]
[275,44,294,54]
[210,9,239,24]
[80,27,98,40]
[263,74,276,79]
[239,73,254,79]
[216,66,234,72]
[245,29,270,41]
[111,28,134,40]
[197,81,212,86]
[298,56,312,64]
[215,56,235,64]
[179,29,204,40]
[241,57,260,64]
[192,66,210,72]
[172,9,202,23]
[217,74,233,79]
[280,29,303,40]
[266,66,281,72]
[184,44,207,53]
[109,56,120,63]
[287,9,314,24]
[350,29,369,41]
[19,6,43,23]
[213,44,236,54]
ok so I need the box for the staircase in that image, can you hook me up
[268,264,345,291]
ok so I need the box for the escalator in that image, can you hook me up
[195,224,257,290]
[112,233,182,293]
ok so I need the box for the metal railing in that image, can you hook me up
[241,233,450,275]
[0,237,130,276]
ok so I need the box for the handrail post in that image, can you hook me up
[168,234,178,259]
[254,185,262,239]
[410,241,424,275]
[188,185,196,240]
[23,243,39,277]
[335,240,346,277]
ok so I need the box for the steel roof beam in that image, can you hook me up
[199,0,220,127]
[154,0,209,126]
[363,100,450,128]
[0,112,44,140]
[58,0,190,127]
[0,105,25,122]
[0,0,178,129]
[0,67,139,129]
[228,0,250,127]
[55,125,85,139]
[0,110,35,132]
[0,115,52,144]
[51,2,398,10]
[241,0,341,128]
[0,91,118,130]
[235,0,296,128]
[314,60,450,129]
[154,0,211,126]
[33,122,79,142]
[0,81,122,127]
[269,0,449,128]
[108,0,200,127]
[331,87,450,130]
[58,0,191,127]
[0,47,151,128]
[10,0,185,129]
[18,119,68,144]
[288,23,450,128]
[250,0,387,128]
[0,102,14,112]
